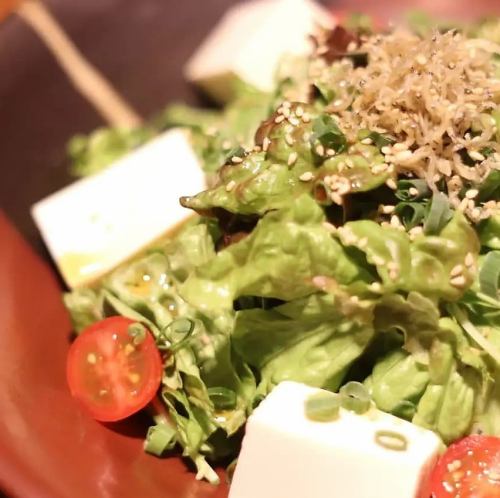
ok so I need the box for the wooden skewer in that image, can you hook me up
[10,0,143,127]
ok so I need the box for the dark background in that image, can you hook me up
[2,0,500,256]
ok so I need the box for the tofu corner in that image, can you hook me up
[31,129,205,289]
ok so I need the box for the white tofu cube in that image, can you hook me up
[185,0,334,102]
[230,381,441,498]
[32,129,205,289]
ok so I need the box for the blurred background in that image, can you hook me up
[1,0,500,254]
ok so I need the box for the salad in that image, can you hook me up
[63,12,500,496]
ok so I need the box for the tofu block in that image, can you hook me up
[32,129,205,289]
[185,0,334,102]
[229,382,441,498]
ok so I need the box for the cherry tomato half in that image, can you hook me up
[427,435,500,498]
[67,316,163,422]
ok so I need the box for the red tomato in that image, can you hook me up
[67,316,163,422]
[427,435,500,498]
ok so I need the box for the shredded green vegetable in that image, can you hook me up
[305,392,341,422]
[339,382,371,414]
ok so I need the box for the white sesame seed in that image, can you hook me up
[361,138,373,145]
[282,107,291,118]
[465,252,474,267]
[299,171,314,182]
[392,143,408,152]
[381,146,392,155]
[372,164,388,175]
[289,117,300,126]
[333,99,344,107]
[381,204,395,214]
[288,152,298,166]
[322,222,337,233]
[386,178,397,190]
[231,156,243,164]
[253,145,262,152]
[394,150,413,162]
[275,115,285,124]
[469,150,485,162]
[315,144,325,156]
[262,137,271,152]
[409,187,419,196]
[345,159,354,168]
[285,134,294,146]
[226,180,236,192]
[331,193,343,205]
[302,113,311,123]
[458,198,469,212]
[337,183,351,195]
[282,100,291,109]
[295,106,304,117]
[465,189,479,199]
[326,148,336,156]
[347,41,357,52]
[390,215,401,227]
[373,255,385,266]
[450,275,466,288]
[409,226,423,236]
[369,282,382,292]
[450,264,464,277]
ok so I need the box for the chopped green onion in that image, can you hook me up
[310,114,347,155]
[162,318,196,351]
[394,202,427,230]
[305,391,341,422]
[225,145,246,164]
[478,170,500,202]
[395,179,430,201]
[479,251,500,298]
[208,387,237,410]
[144,423,177,456]
[450,304,500,365]
[127,322,147,345]
[374,430,408,451]
[339,381,371,414]
[423,192,453,235]
[358,129,395,149]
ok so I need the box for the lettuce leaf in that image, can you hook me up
[68,127,154,177]
[180,195,367,310]
[337,212,479,300]
[233,292,375,395]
